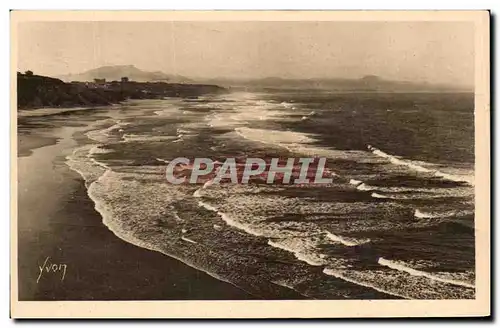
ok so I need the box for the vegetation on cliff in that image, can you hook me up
[17,71,226,110]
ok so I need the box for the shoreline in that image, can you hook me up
[17,126,261,301]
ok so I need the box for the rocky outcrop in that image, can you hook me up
[17,72,226,109]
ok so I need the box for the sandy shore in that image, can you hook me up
[17,122,260,300]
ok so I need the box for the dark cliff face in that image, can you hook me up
[17,73,227,110]
[17,74,126,109]
[57,65,193,83]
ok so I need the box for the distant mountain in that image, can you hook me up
[58,65,192,83]
[200,75,471,93]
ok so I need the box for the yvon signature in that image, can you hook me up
[37,256,67,283]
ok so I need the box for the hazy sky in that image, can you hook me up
[17,21,474,86]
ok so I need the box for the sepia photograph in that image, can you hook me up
[10,10,490,318]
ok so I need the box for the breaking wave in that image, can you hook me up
[59,95,475,300]
[324,231,371,246]
[267,239,324,266]
[371,192,389,199]
[414,209,474,219]
[322,268,407,299]
[357,183,375,191]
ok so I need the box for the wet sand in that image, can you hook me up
[17,125,264,301]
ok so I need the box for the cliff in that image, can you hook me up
[17,72,226,110]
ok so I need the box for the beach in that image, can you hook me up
[17,109,269,301]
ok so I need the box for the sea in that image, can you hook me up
[58,89,474,299]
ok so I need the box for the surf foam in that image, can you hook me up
[323,268,407,299]
[414,209,473,219]
[267,239,325,266]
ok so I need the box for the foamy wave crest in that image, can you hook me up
[368,191,455,200]
[235,128,373,179]
[78,168,248,292]
[193,180,215,198]
[368,145,430,173]
[193,189,203,198]
[90,158,109,170]
[65,145,108,187]
[198,200,218,212]
[414,209,442,219]
[349,179,363,186]
[18,106,92,117]
[86,121,128,143]
[236,127,380,170]
[322,268,407,299]
[122,134,178,142]
[205,97,293,128]
[435,171,474,185]
[195,183,408,236]
[367,145,474,185]
[89,146,114,155]
[197,199,265,236]
[378,257,475,289]
[181,236,198,244]
[361,185,472,199]
[301,111,316,121]
[325,231,370,247]
[357,183,375,191]
[177,128,192,135]
[235,127,317,146]
[153,106,178,117]
[324,266,475,299]
[219,212,265,237]
[280,102,295,109]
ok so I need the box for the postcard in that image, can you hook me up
[10,10,490,318]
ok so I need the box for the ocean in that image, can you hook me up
[60,90,475,299]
